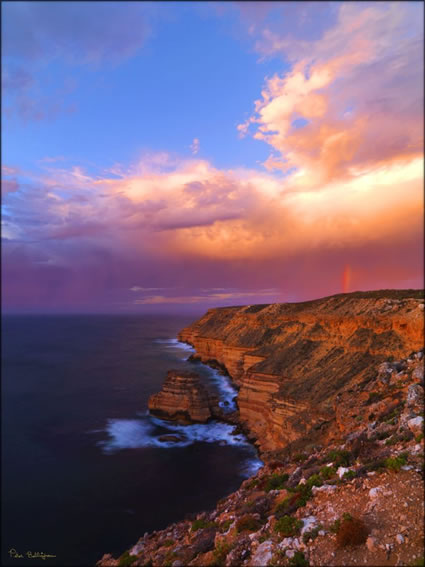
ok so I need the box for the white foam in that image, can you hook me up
[204,367,238,412]
[154,338,195,352]
[98,418,158,452]
[150,416,250,446]
[99,416,250,452]
[155,338,238,411]
[240,458,264,477]
[98,415,263,476]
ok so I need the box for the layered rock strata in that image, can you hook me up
[178,290,424,451]
[148,370,220,423]
[98,350,425,567]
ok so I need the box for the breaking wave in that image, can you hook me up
[96,415,263,475]
[95,336,263,475]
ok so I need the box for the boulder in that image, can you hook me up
[407,384,424,408]
[250,541,273,566]
[407,416,424,436]
[412,364,424,383]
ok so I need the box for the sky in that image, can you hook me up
[2,1,424,314]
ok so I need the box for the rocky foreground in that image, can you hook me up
[98,290,424,567]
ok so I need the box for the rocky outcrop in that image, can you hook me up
[148,370,220,423]
[178,290,424,451]
[98,290,425,567]
[98,352,425,567]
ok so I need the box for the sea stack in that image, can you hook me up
[148,370,219,423]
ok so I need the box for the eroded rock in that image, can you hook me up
[148,370,219,423]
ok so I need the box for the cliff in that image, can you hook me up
[98,290,424,567]
[178,290,424,452]
[99,347,424,567]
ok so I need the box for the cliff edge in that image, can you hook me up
[178,290,424,453]
[98,290,424,567]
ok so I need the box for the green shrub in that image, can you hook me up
[305,474,323,489]
[265,473,289,492]
[320,466,336,480]
[118,551,138,567]
[162,539,174,547]
[191,519,216,531]
[385,453,408,471]
[288,551,309,566]
[274,515,303,536]
[416,433,424,443]
[293,453,307,463]
[343,470,356,481]
[326,449,352,467]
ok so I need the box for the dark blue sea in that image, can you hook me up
[2,315,262,566]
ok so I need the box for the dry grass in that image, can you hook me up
[336,516,369,548]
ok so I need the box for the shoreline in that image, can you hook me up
[97,293,424,567]
[180,338,264,458]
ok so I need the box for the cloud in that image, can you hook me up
[240,2,423,185]
[130,286,169,292]
[39,156,66,164]
[133,289,279,305]
[190,138,200,155]
[2,2,423,310]
[2,179,19,195]
[2,146,422,310]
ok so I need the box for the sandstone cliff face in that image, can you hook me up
[148,370,219,423]
[178,290,424,451]
[98,352,425,567]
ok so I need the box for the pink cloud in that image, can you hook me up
[241,2,423,185]
[2,145,423,312]
[1,178,19,195]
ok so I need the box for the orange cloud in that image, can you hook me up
[242,2,423,185]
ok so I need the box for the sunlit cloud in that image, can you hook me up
[134,289,279,305]
[2,2,423,311]
[240,2,423,185]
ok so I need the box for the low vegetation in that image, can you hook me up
[385,452,408,471]
[264,472,289,492]
[274,515,303,536]
[191,519,216,531]
[118,551,138,567]
[335,515,369,547]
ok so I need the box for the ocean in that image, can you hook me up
[2,314,262,566]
